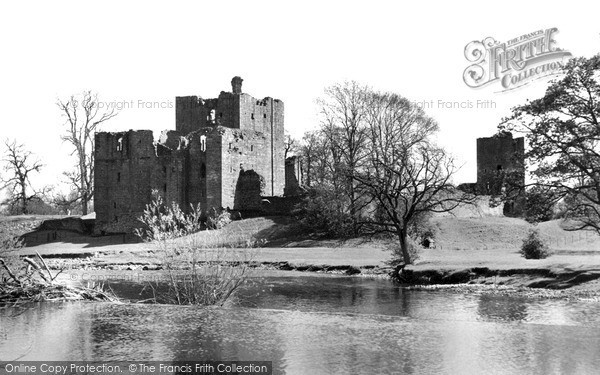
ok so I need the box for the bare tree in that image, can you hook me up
[300,130,329,188]
[284,132,299,160]
[1,139,43,214]
[317,81,371,232]
[57,91,117,215]
[42,186,81,215]
[355,91,473,264]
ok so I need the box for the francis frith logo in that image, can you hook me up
[463,28,572,91]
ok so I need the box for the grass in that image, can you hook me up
[431,216,600,252]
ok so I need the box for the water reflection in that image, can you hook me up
[2,275,600,374]
[477,294,528,321]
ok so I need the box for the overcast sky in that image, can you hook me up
[1,0,599,192]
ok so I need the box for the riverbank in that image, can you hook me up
[8,214,600,300]
[22,243,600,301]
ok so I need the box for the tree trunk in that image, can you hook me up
[79,151,88,215]
[348,171,358,234]
[81,196,88,216]
[306,157,311,187]
[398,229,412,265]
[20,178,27,214]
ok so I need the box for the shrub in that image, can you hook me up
[206,208,232,230]
[153,236,252,305]
[520,228,551,259]
[292,188,355,238]
[136,191,252,306]
[407,212,436,248]
[135,190,202,241]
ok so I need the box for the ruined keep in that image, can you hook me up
[94,77,286,233]
[476,132,525,194]
[476,132,525,216]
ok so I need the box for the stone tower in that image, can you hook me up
[175,76,285,197]
[476,132,525,194]
[476,131,525,216]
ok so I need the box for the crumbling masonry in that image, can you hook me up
[94,77,295,233]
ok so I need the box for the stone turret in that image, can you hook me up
[231,76,243,94]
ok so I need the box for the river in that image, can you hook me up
[2,274,600,374]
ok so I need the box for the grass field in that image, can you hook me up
[432,216,600,252]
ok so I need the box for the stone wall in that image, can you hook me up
[175,93,236,135]
[176,79,285,197]
[95,130,156,233]
[95,130,187,233]
[186,127,223,211]
[285,156,303,196]
[234,170,263,210]
[219,127,270,210]
[236,95,285,196]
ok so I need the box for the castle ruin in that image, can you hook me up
[457,131,525,216]
[94,77,289,233]
[476,131,525,216]
[476,132,525,196]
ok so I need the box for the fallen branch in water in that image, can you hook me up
[0,283,117,306]
[0,258,22,286]
[0,255,117,306]
[22,257,52,284]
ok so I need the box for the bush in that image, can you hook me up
[520,228,551,259]
[206,208,232,230]
[136,191,252,306]
[135,190,202,241]
[153,238,252,305]
[407,212,436,248]
[387,236,421,265]
[293,188,355,238]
